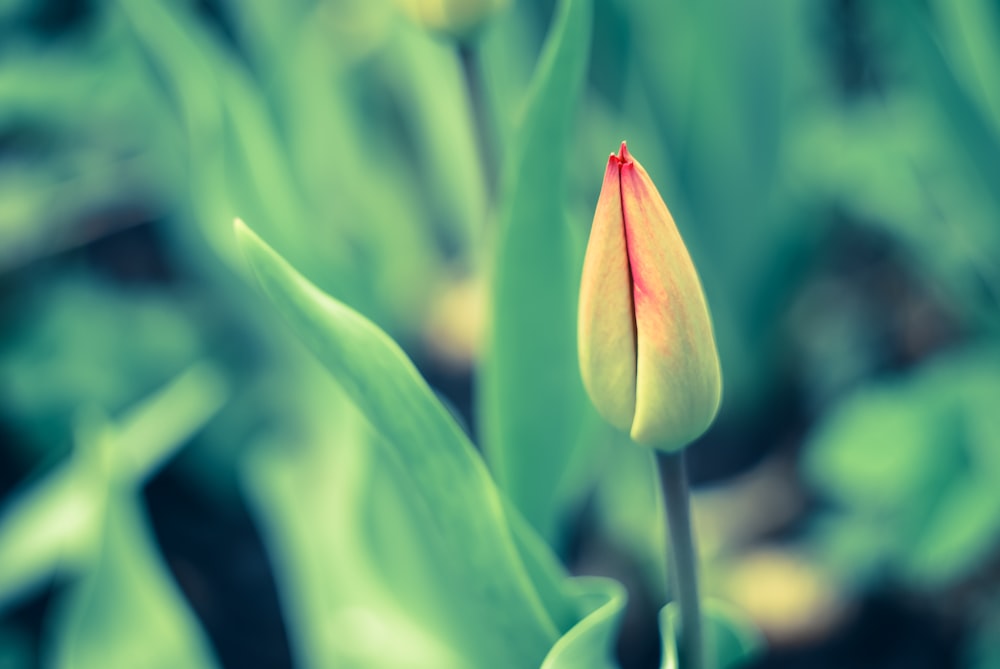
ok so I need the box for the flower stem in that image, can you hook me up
[457,40,497,206]
[662,450,704,669]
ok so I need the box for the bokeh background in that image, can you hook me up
[2,0,1000,667]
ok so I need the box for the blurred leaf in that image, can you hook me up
[235,219,576,666]
[803,379,959,515]
[0,468,98,612]
[0,279,205,455]
[804,345,1000,588]
[903,474,1000,586]
[805,3,1000,322]
[0,363,227,611]
[46,492,218,669]
[540,578,626,669]
[479,0,594,541]
[0,19,181,269]
[380,24,487,254]
[106,363,228,484]
[593,437,669,603]
[933,0,1000,144]
[119,0,441,335]
[477,2,538,149]
[659,600,764,669]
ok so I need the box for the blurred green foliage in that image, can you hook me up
[805,344,1000,588]
[1,0,1000,667]
[0,364,226,668]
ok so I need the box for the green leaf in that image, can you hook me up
[903,475,1000,586]
[541,578,627,669]
[802,380,959,515]
[933,0,1000,144]
[593,440,670,603]
[244,394,479,669]
[103,362,229,485]
[9,368,227,669]
[803,345,1000,588]
[0,279,206,454]
[0,363,226,612]
[235,219,572,667]
[0,468,99,612]
[659,600,764,669]
[46,492,218,669]
[245,391,623,669]
[120,0,441,334]
[479,0,595,540]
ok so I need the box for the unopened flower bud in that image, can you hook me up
[578,142,722,450]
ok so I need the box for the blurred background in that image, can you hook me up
[2,0,1000,667]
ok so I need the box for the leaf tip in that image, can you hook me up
[232,216,256,248]
[232,217,279,284]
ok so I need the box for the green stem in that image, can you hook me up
[458,40,497,206]
[662,450,704,669]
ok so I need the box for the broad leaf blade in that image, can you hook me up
[243,393,476,669]
[235,219,563,666]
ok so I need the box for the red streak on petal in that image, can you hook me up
[620,161,648,299]
[617,147,640,366]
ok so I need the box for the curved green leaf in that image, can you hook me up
[243,391,481,669]
[244,367,597,669]
[235,219,567,666]
[541,577,627,669]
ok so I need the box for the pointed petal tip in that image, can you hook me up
[609,141,633,168]
[617,141,633,164]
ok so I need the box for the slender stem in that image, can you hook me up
[662,450,704,669]
[457,40,497,206]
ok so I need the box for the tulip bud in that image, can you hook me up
[396,0,507,41]
[578,142,721,451]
